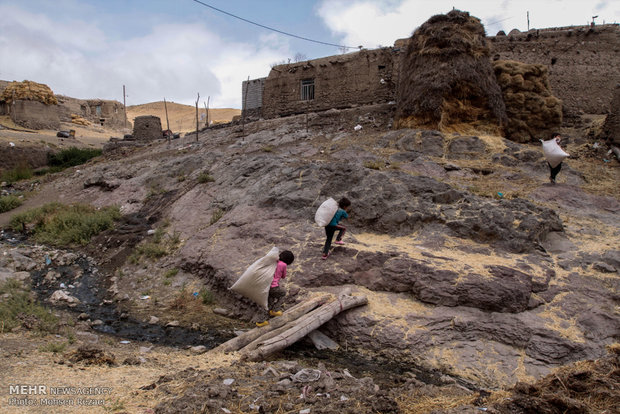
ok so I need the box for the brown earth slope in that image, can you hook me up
[126,101,240,133]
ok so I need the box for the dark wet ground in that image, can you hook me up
[2,230,471,392]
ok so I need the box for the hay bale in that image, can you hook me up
[395,9,507,134]
[601,83,620,146]
[494,60,562,142]
[0,80,58,105]
[71,113,91,126]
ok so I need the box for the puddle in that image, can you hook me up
[30,257,231,347]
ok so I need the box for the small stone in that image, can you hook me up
[166,320,180,327]
[78,313,89,320]
[190,345,207,354]
[593,262,617,273]
[149,316,160,324]
[212,308,230,316]
[123,356,142,365]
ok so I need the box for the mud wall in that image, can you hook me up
[10,100,60,130]
[56,95,126,128]
[489,24,620,119]
[262,48,397,118]
[258,25,618,122]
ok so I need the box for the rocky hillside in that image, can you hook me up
[0,105,618,412]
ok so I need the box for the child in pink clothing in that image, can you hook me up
[257,250,295,326]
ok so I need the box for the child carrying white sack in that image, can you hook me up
[229,247,295,327]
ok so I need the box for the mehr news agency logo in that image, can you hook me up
[7,384,113,407]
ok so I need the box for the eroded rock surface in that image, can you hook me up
[3,109,618,389]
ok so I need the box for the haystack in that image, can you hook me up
[601,83,620,146]
[395,10,507,134]
[0,80,58,105]
[71,113,91,126]
[494,60,562,142]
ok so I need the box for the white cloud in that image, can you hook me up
[0,4,291,108]
[317,0,620,48]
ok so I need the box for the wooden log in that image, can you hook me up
[242,294,367,361]
[241,289,354,354]
[211,294,331,353]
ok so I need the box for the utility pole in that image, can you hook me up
[164,97,170,144]
[123,85,127,129]
[527,11,530,31]
[195,92,200,142]
[205,96,210,128]
[242,76,250,138]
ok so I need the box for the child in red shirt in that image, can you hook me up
[256,250,295,327]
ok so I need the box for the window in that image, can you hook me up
[300,79,314,101]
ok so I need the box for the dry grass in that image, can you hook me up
[395,391,478,413]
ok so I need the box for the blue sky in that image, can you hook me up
[0,0,617,108]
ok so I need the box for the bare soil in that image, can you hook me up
[126,101,240,133]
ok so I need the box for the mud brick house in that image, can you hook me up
[0,80,127,130]
[242,23,620,124]
[56,96,126,128]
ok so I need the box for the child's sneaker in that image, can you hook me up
[255,321,269,327]
[321,254,329,260]
[269,310,283,317]
[334,240,345,245]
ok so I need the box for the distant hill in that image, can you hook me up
[126,101,240,133]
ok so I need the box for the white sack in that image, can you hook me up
[314,198,338,227]
[230,247,279,310]
[541,139,569,168]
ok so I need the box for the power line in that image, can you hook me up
[190,0,360,50]
[485,16,515,28]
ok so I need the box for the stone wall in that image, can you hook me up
[242,78,265,110]
[489,24,620,119]
[132,115,162,141]
[262,48,398,119]
[241,78,265,121]
[10,100,60,130]
[257,24,619,123]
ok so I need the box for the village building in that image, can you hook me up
[242,23,620,126]
[0,80,127,130]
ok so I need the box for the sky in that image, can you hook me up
[0,0,617,109]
